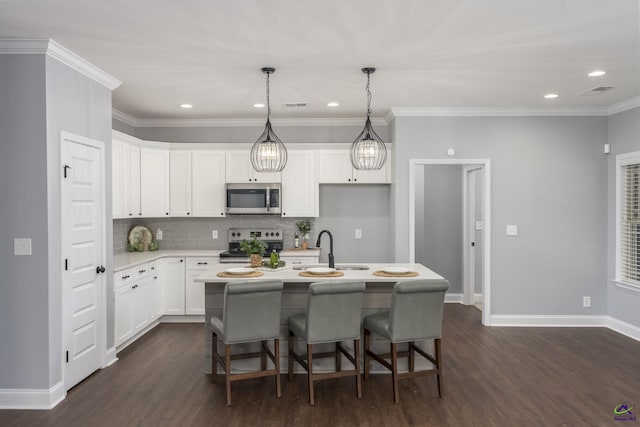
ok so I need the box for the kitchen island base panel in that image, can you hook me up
[205,283,439,375]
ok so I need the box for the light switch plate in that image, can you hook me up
[156,229,163,240]
[355,229,362,239]
[14,238,32,256]
[506,225,518,236]
[475,221,484,230]
[212,230,218,239]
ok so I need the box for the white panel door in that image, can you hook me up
[61,132,105,391]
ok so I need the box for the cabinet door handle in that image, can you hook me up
[197,262,208,265]
[139,269,146,273]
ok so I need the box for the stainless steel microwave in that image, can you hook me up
[225,183,282,215]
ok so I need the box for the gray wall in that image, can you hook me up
[392,116,609,316]
[133,123,388,144]
[112,118,135,136]
[0,54,49,389]
[45,56,114,385]
[607,107,640,328]
[0,53,112,391]
[415,165,463,293]
[315,185,392,263]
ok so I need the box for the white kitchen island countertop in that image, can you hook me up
[195,263,444,283]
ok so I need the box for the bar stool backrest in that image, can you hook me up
[305,280,366,344]
[389,279,449,343]
[223,280,284,343]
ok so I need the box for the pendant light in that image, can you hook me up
[251,67,287,172]
[350,67,387,170]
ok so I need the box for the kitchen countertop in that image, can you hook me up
[196,263,443,283]
[113,248,320,271]
[114,250,225,271]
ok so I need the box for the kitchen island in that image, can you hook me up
[196,263,446,374]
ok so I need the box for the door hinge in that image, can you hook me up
[65,259,69,271]
[63,164,72,178]
[66,351,69,363]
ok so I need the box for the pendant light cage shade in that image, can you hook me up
[251,67,287,172]
[350,67,387,170]
[350,117,387,170]
[250,119,288,172]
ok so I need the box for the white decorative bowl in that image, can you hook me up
[306,267,336,275]
[225,267,254,275]
[382,266,410,274]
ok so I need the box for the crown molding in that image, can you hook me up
[390,106,609,117]
[0,39,121,90]
[111,114,387,128]
[607,96,640,115]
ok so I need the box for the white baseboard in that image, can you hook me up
[606,316,640,341]
[103,346,118,368]
[445,293,463,303]
[0,381,65,410]
[160,315,205,323]
[490,314,608,327]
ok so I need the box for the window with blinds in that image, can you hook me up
[620,158,640,286]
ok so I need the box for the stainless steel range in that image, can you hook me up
[219,228,284,264]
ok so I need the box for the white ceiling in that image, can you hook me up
[0,0,638,120]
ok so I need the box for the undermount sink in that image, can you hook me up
[292,265,370,271]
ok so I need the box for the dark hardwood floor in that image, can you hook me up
[2,304,639,426]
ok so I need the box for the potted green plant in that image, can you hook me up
[295,219,312,250]
[240,237,268,267]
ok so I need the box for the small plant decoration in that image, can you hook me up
[240,237,268,267]
[296,219,312,249]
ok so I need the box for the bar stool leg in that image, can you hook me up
[355,338,362,399]
[274,338,281,398]
[391,342,399,404]
[261,340,267,371]
[409,341,415,373]
[211,331,218,383]
[307,343,314,406]
[363,328,371,380]
[435,338,443,398]
[288,331,294,382]
[225,344,232,406]
[335,342,341,372]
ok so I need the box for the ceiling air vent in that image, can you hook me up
[579,86,615,96]
[284,102,308,108]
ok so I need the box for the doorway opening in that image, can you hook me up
[409,159,491,325]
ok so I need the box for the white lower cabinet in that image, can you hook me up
[114,264,152,348]
[163,257,186,315]
[185,257,219,315]
[280,255,320,266]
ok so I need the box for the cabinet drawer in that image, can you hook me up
[186,257,217,270]
[280,256,319,265]
[115,263,150,289]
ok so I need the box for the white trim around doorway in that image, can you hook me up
[409,159,492,326]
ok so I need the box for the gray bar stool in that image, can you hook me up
[363,278,449,404]
[287,280,366,406]
[209,279,284,406]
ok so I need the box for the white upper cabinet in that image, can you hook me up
[140,145,170,217]
[225,151,281,183]
[112,131,142,218]
[192,150,226,217]
[281,150,318,217]
[317,148,390,184]
[169,150,192,217]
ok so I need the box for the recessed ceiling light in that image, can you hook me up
[327,102,339,107]
[180,103,193,109]
[588,70,606,77]
[544,93,559,99]
[253,103,265,108]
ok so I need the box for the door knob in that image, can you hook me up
[96,265,106,274]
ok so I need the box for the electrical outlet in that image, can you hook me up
[14,238,32,256]
[506,225,518,236]
[212,230,218,239]
[355,229,362,239]
[475,221,484,230]
[156,229,163,240]
[583,296,591,308]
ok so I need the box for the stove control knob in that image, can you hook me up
[231,232,236,237]
[276,232,280,237]
[237,232,242,237]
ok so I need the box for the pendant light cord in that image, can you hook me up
[266,72,271,120]
[366,70,371,118]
